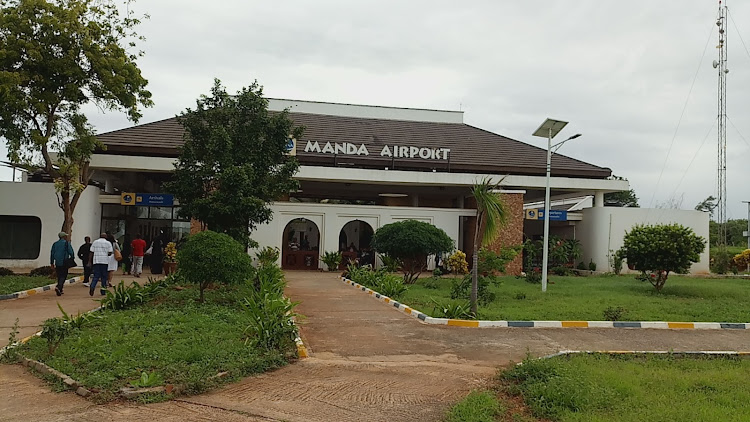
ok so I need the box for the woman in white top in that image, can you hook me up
[106,233,120,286]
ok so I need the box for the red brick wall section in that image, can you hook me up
[464,193,524,276]
[190,219,205,235]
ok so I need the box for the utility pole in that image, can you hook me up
[743,201,750,250]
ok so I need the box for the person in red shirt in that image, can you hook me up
[131,233,147,277]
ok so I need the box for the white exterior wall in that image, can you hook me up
[0,182,101,269]
[251,202,476,270]
[577,207,710,275]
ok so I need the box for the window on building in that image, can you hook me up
[0,215,42,259]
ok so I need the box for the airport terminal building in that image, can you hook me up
[0,99,709,273]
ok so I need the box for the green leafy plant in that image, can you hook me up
[380,254,401,273]
[256,246,280,267]
[431,298,474,319]
[375,275,408,299]
[177,230,254,302]
[130,371,164,388]
[477,246,520,275]
[445,391,502,422]
[1,318,20,363]
[101,281,146,310]
[609,249,625,275]
[371,219,454,284]
[576,261,587,270]
[320,251,343,272]
[551,266,573,276]
[40,317,69,355]
[450,274,497,304]
[588,259,597,272]
[432,267,443,277]
[57,302,98,329]
[620,224,706,291]
[524,270,542,284]
[243,268,299,352]
[603,306,627,321]
[710,247,737,274]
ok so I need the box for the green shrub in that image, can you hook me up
[432,267,442,277]
[243,266,298,353]
[609,249,625,275]
[101,277,170,311]
[380,254,401,273]
[371,219,454,284]
[524,270,542,284]
[734,249,750,272]
[431,298,474,319]
[450,274,497,304]
[620,224,706,291]
[0,267,13,276]
[603,306,627,321]
[588,259,597,271]
[576,261,587,270]
[551,266,573,276]
[320,251,342,271]
[445,391,503,422]
[376,275,408,299]
[711,247,738,274]
[422,278,440,289]
[177,231,254,302]
[255,246,280,267]
[29,266,54,277]
[40,317,69,354]
[446,250,468,275]
[477,246,519,275]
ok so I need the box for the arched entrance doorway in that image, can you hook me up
[338,220,375,268]
[282,218,320,270]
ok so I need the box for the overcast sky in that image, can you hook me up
[2,0,749,218]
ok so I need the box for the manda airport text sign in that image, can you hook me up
[304,141,451,160]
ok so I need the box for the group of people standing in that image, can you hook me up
[49,230,169,297]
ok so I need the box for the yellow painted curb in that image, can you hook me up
[668,322,695,329]
[26,289,37,295]
[404,307,412,315]
[297,344,309,358]
[447,319,480,327]
[384,298,390,303]
[562,321,589,328]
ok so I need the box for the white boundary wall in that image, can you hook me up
[577,207,710,275]
[251,202,476,269]
[0,182,100,270]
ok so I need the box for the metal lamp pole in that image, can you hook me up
[533,118,581,292]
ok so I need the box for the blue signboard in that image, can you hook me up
[136,193,174,206]
[525,209,568,221]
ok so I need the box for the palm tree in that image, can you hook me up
[470,177,509,315]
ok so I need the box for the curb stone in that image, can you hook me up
[20,357,92,397]
[341,276,750,330]
[0,275,84,301]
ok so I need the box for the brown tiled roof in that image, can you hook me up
[96,112,611,178]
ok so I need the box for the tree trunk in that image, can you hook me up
[471,215,481,316]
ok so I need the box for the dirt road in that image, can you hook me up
[2,271,749,422]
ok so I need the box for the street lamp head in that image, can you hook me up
[567,133,582,141]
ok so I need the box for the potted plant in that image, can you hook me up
[163,242,178,275]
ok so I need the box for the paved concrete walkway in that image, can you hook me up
[0,274,146,346]
[2,271,750,422]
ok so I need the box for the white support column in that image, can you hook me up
[594,191,604,207]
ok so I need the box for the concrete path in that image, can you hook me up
[2,271,750,422]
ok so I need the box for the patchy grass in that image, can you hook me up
[20,284,292,401]
[404,275,750,322]
[445,391,504,422]
[500,353,750,421]
[0,275,55,295]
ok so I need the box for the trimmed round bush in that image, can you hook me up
[177,230,254,302]
[0,267,14,276]
[29,266,54,277]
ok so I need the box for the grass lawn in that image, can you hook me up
[496,353,750,421]
[0,275,55,295]
[19,283,291,402]
[403,275,750,322]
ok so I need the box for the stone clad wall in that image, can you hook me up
[463,192,524,276]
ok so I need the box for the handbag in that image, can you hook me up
[64,242,77,268]
[114,248,123,262]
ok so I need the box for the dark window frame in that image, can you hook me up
[0,215,42,259]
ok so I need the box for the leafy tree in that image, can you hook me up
[694,196,718,218]
[0,0,152,238]
[604,176,639,207]
[371,219,454,284]
[709,219,748,247]
[177,230,254,302]
[469,178,509,315]
[165,79,302,248]
[619,224,706,291]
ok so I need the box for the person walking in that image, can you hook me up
[122,234,132,275]
[106,232,120,287]
[89,233,113,296]
[150,231,166,274]
[50,232,75,296]
[77,236,92,287]
[131,233,147,277]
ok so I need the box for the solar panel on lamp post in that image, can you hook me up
[532,118,581,292]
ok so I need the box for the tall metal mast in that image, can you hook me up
[716,1,728,247]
